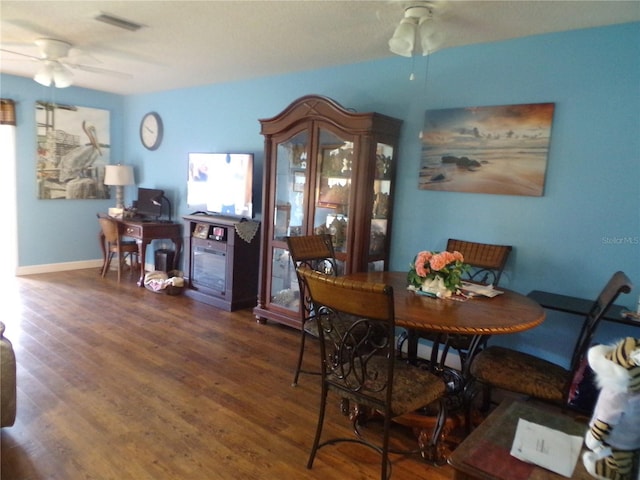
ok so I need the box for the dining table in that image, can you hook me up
[341,271,546,462]
[343,271,546,369]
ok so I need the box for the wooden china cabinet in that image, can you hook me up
[253,95,403,329]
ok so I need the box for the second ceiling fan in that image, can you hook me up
[1,37,132,88]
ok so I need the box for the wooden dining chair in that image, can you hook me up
[401,238,513,371]
[298,266,448,479]
[286,234,339,386]
[97,214,139,282]
[446,238,512,286]
[469,270,633,414]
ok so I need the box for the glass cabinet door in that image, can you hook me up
[273,131,308,241]
[313,129,353,271]
[269,130,308,312]
[369,142,394,271]
[269,246,298,312]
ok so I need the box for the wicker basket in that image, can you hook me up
[144,270,184,295]
[165,270,184,296]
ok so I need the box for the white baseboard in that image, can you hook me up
[16,259,104,276]
[16,260,155,276]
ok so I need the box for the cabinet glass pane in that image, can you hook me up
[370,143,394,256]
[270,247,298,311]
[274,131,308,240]
[313,129,352,253]
[368,260,385,272]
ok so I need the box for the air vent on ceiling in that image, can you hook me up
[94,12,143,32]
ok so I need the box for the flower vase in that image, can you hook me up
[421,275,452,298]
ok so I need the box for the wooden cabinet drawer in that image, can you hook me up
[123,224,142,238]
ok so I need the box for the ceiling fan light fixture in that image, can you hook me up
[34,60,73,88]
[388,17,417,57]
[389,1,442,58]
[34,63,53,87]
[418,16,442,56]
[34,38,71,60]
[52,64,73,88]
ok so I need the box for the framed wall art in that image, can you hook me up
[36,101,111,200]
[419,103,555,196]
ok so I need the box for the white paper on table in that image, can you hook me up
[510,418,584,478]
[460,281,504,297]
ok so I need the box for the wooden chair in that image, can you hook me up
[447,238,512,286]
[97,214,139,282]
[402,239,513,371]
[286,234,338,386]
[298,266,447,478]
[469,270,633,413]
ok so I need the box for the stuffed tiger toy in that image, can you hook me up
[582,337,640,480]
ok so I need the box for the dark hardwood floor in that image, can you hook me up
[1,268,454,480]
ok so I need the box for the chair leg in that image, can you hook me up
[462,379,492,434]
[125,253,135,276]
[419,399,448,465]
[396,330,408,359]
[307,386,328,470]
[479,383,492,412]
[116,254,120,282]
[292,326,308,386]
[380,414,392,480]
[102,253,113,277]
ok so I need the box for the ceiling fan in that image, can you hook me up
[386,1,446,57]
[0,37,132,88]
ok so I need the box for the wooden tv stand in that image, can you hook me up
[182,214,260,311]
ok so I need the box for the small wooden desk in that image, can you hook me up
[99,217,183,287]
[448,400,592,480]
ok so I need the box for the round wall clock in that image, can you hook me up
[140,112,163,150]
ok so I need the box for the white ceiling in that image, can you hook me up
[1,0,638,95]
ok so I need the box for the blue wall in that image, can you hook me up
[1,79,124,265]
[2,23,639,363]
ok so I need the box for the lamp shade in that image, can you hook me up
[419,17,443,56]
[34,64,53,87]
[52,64,73,88]
[34,61,73,88]
[104,165,135,186]
[388,17,417,57]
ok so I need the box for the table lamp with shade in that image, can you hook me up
[104,164,135,210]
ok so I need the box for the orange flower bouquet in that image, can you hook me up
[407,250,469,298]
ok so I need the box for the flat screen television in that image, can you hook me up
[136,187,164,219]
[187,153,253,218]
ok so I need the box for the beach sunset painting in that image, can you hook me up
[419,103,555,196]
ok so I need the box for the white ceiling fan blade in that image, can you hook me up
[0,47,41,61]
[64,62,132,79]
[1,18,61,39]
[65,47,102,65]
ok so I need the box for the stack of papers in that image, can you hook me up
[460,281,504,298]
[510,418,584,477]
